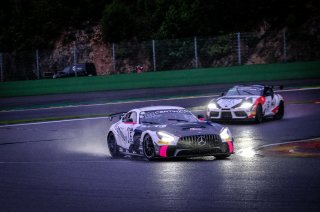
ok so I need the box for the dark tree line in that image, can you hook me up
[0,0,110,51]
[0,0,318,51]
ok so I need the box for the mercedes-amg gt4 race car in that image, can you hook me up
[107,106,234,160]
[207,85,284,123]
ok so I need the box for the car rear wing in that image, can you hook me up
[108,112,126,121]
[238,84,284,90]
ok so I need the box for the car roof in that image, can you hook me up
[233,84,265,89]
[136,106,185,112]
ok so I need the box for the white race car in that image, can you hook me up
[207,85,284,123]
[107,106,234,160]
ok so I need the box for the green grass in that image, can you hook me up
[1,61,320,98]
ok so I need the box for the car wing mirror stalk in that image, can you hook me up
[197,114,205,121]
[124,118,133,122]
[108,112,126,121]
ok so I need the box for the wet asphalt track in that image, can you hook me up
[0,86,320,211]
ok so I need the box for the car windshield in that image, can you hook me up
[226,87,262,96]
[62,66,71,72]
[139,109,198,124]
[75,64,85,71]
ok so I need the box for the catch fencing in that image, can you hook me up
[0,29,317,81]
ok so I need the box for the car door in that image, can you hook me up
[61,66,72,77]
[270,92,281,115]
[263,87,274,115]
[117,112,138,149]
[75,64,86,76]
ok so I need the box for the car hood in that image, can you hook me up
[138,121,223,137]
[216,95,260,109]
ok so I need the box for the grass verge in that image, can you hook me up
[1,61,320,98]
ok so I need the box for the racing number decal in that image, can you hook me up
[263,95,272,113]
[115,123,126,142]
[265,99,271,112]
[265,96,279,115]
[271,98,276,110]
[127,128,134,144]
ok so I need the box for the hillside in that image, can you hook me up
[0,0,319,80]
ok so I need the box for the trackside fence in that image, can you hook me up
[0,29,319,81]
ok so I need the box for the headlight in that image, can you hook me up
[237,101,253,109]
[220,127,232,142]
[157,131,174,144]
[208,102,218,110]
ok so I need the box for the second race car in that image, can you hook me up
[107,106,234,160]
[207,85,284,123]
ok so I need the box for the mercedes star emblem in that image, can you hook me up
[197,136,206,146]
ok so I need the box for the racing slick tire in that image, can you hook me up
[143,134,156,161]
[255,104,263,123]
[274,101,284,120]
[107,132,120,158]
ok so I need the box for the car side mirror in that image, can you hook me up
[219,92,225,97]
[197,114,205,121]
[123,118,134,123]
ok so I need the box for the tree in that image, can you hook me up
[101,0,135,43]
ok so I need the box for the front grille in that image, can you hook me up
[234,111,247,117]
[210,111,219,117]
[178,134,221,149]
[176,148,221,157]
[221,111,232,119]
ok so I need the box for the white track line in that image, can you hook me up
[1,87,319,113]
[0,94,217,113]
[277,87,320,93]
[0,117,109,128]
[0,87,319,128]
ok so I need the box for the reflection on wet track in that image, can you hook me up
[0,88,320,211]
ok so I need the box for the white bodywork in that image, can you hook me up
[109,106,183,154]
[207,85,284,120]
[107,106,234,158]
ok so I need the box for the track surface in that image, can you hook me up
[0,87,320,211]
[1,79,319,121]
